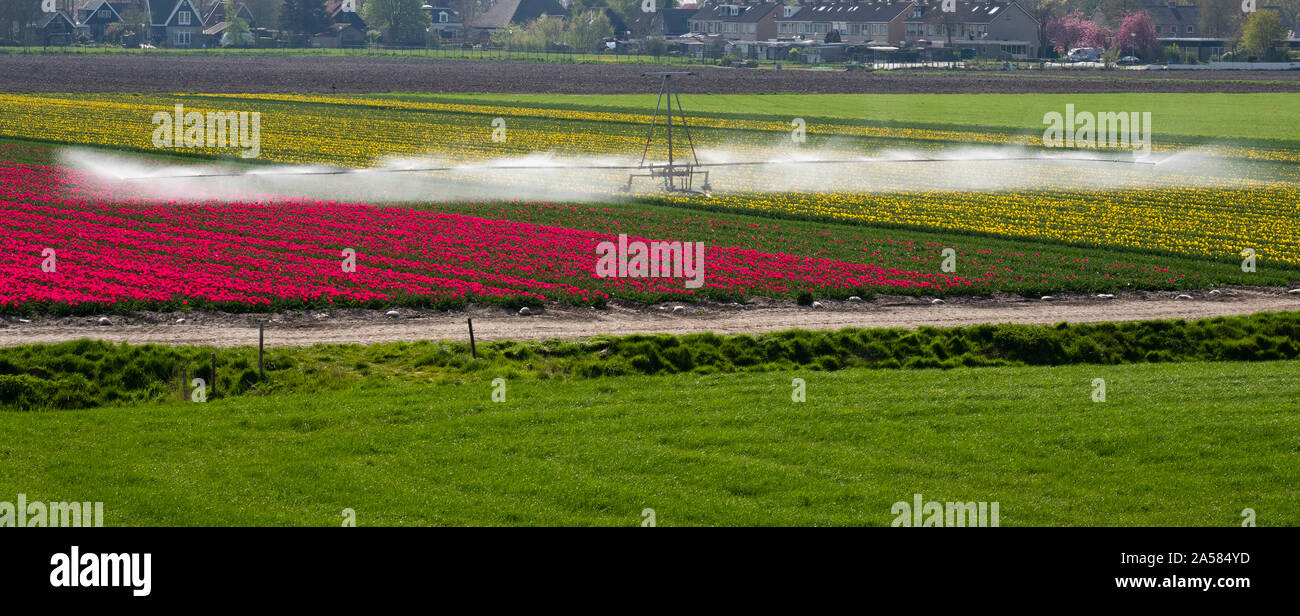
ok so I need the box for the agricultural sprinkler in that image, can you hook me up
[121,73,1163,194]
[621,72,712,196]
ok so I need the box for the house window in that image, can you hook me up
[692,22,699,32]
[178,11,190,25]
[1187,26,1193,34]
[174,30,191,45]
[730,7,739,16]
[784,7,794,17]
[439,12,448,23]
[912,7,922,18]
[99,9,111,17]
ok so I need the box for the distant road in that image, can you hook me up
[4,55,1299,94]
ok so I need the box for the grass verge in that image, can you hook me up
[3,312,1299,411]
[0,359,1295,525]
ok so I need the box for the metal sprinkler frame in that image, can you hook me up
[622,72,712,196]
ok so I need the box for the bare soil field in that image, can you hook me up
[2,287,1295,348]
[2,55,1298,94]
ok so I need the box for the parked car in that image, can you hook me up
[1066,47,1100,62]
[1117,56,1143,66]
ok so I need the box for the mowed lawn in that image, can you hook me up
[2,359,1297,526]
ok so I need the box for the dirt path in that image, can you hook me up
[2,288,1295,348]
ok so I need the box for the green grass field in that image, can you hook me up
[2,359,1295,525]
[373,92,1300,144]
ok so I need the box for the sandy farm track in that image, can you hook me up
[2,288,1296,349]
[2,55,1299,94]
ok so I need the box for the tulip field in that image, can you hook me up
[2,72,1300,532]
[1,92,1298,314]
[2,158,994,312]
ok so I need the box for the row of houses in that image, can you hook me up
[641,0,1296,61]
[29,0,371,48]
[25,0,1298,60]
[15,0,1066,58]
[680,1,1041,57]
[464,0,1040,58]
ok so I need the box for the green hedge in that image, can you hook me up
[2,312,1297,411]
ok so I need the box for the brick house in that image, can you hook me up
[627,8,697,38]
[30,10,78,46]
[144,0,206,48]
[688,1,781,41]
[907,1,1039,58]
[75,0,130,42]
[313,0,368,48]
[775,2,914,44]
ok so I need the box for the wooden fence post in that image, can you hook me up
[258,323,265,379]
[468,318,477,359]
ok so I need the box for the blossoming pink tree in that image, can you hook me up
[1114,11,1160,58]
[1046,11,1111,55]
